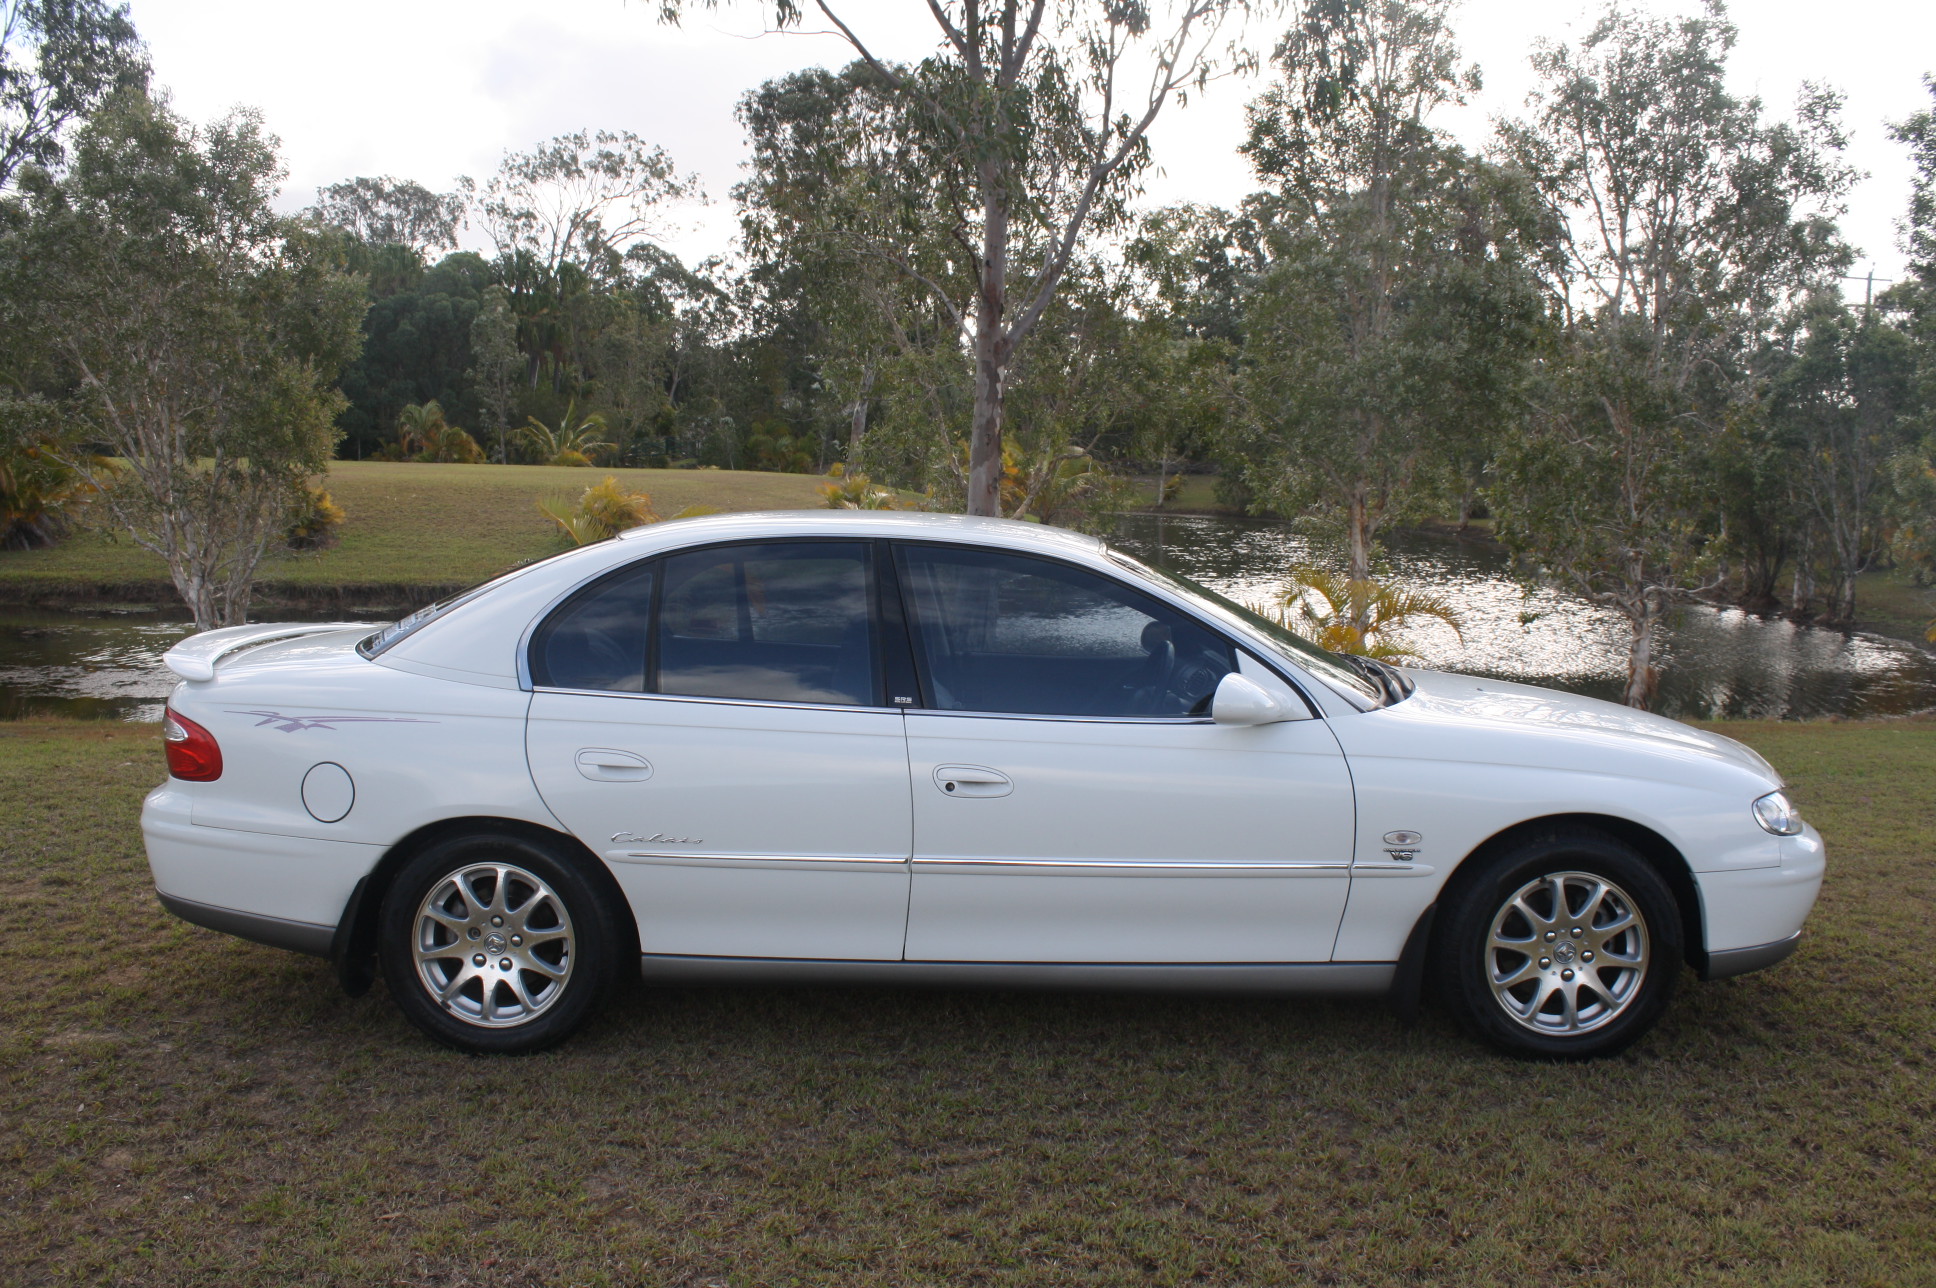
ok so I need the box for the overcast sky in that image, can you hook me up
[126,0,1933,289]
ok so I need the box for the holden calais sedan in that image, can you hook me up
[144,512,1823,1058]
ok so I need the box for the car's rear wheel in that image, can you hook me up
[378,832,619,1053]
[1436,830,1682,1059]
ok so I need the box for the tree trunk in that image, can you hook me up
[966,168,1010,518]
[847,363,876,453]
[1346,482,1373,633]
[1826,567,1859,625]
[1621,593,1663,709]
[1153,446,1172,511]
[1788,532,1816,621]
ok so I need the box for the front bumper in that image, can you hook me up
[1702,929,1803,981]
[1695,822,1824,979]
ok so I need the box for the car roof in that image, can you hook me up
[612,508,1106,559]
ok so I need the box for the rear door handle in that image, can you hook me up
[576,748,653,782]
[933,764,1012,798]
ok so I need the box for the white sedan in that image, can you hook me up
[143,511,1824,1058]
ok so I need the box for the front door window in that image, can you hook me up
[895,543,1235,718]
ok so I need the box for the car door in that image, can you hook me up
[894,542,1356,964]
[525,540,912,960]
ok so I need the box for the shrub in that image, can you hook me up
[1,436,102,550]
[819,463,906,510]
[539,476,723,545]
[285,483,346,550]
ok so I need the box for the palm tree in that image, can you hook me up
[393,401,448,457]
[1273,564,1465,664]
[519,400,613,466]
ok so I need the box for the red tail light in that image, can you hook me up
[163,709,223,781]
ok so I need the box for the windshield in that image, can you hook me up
[1105,549,1385,708]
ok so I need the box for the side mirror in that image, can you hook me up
[1211,672,1296,726]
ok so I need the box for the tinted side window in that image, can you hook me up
[529,559,656,692]
[656,542,877,705]
[896,544,1235,717]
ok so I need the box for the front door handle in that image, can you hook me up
[576,748,653,782]
[933,764,1012,798]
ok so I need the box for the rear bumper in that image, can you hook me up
[143,783,377,952]
[1701,929,1803,981]
[156,890,334,958]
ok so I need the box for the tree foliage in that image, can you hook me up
[1235,0,1546,623]
[1,89,363,628]
[1490,0,1854,705]
[312,174,464,255]
[0,0,145,190]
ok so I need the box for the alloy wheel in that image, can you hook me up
[1485,869,1649,1036]
[412,862,575,1028]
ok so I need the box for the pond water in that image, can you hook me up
[1109,514,1936,721]
[3,513,1934,722]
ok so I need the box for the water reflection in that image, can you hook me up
[1110,513,1936,721]
[2,514,1933,721]
[0,606,197,721]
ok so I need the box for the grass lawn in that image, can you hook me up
[3,718,1933,1286]
[0,462,832,607]
[1853,566,1936,647]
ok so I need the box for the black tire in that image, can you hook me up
[1434,829,1682,1059]
[378,831,620,1054]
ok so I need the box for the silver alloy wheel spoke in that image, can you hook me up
[1485,869,1650,1037]
[412,861,575,1029]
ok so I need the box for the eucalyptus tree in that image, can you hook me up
[1885,76,1936,595]
[736,63,959,463]
[0,0,145,190]
[312,174,464,255]
[1765,298,1915,623]
[468,284,520,463]
[1490,0,1853,707]
[669,0,1262,516]
[1236,0,1546,624]
[467,130,700,285]
[2,89,364,629]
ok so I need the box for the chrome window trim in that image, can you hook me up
[904,708,1215,726]
[529,684,1218,725]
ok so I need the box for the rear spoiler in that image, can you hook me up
[162,622,375,682]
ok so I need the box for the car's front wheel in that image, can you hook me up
[1436,830,1682,1059]
[378,832,619,1053]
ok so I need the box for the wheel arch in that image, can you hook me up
[329,815,638,997]
[1438,812,1706,972]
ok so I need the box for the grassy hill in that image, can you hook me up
[0,462,832,610]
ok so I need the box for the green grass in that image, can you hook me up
[0,462,832,606]
[3,718,1933,1285]
[1853,566,1936,646]
[1130,473,1236,514]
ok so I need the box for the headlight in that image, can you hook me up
[1752,790,1803,836]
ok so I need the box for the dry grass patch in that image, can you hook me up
[2,718,1933,1286]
